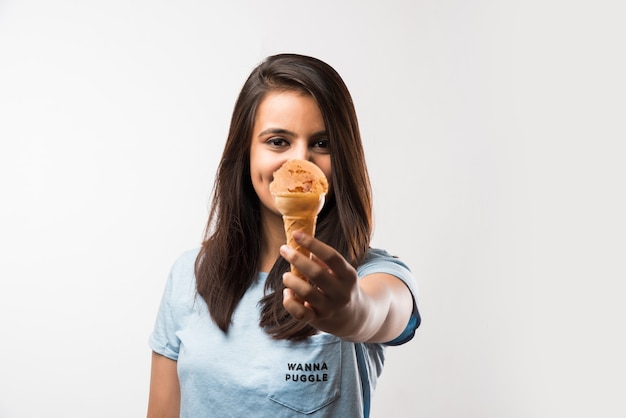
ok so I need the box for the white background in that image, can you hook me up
[1,1,624,417]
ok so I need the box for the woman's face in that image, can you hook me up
[250,90,332,217]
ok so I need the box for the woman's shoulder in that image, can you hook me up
[172,247,201,270]
[360,247,412,272]
[358,247,417,291]
[360,248,421,341]
[164,247,201,292]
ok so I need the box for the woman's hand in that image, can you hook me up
[280,230,360,336]
[279,231,413,342]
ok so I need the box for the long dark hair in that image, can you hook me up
[195,54,372,340]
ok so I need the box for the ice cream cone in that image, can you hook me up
[274,193,325,278]
[269,160,329,279]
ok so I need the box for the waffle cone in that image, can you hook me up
[282,215,317,278]
[272,190,326,279]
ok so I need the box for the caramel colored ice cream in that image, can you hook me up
[270,159,329,278]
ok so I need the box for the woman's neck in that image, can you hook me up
[259,207,286,272]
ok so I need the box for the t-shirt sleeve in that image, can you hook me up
[149,260,188,360]
[357,249,421,346]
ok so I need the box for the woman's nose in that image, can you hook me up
[288,142,310,161]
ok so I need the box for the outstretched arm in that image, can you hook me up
[280,231,414,343]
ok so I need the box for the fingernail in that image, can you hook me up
[293,230,303,241]
[280,245,293,256]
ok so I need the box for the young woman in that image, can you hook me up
[147,53,421,417]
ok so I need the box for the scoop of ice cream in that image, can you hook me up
[269,159,329,196]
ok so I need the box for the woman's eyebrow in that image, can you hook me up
[310,130,328,138]
[258,128,296,137]
[257,128,328,138]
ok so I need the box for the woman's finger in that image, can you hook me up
[291,231,352,275]
[280,245,344,298]
[282,288,315,322]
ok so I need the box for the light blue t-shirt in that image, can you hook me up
[149,248,420,418]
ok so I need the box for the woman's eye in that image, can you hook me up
[267,138,288,147]
[313,139,330,148]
